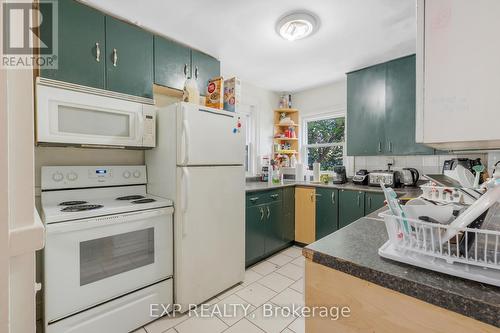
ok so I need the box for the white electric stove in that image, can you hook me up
[40,165,174,333]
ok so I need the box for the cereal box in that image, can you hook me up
[205,76,224,109]
[223,77,241,112]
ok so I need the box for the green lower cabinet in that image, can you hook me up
[315,188,339,240]
[245,204,266,265]
[282,187,295,244]
[364,192,386,215]
[40,0,105,88]
[105,16,153,98]
[339,190,365,229]
[265,201,284,254]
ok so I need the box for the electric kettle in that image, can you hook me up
[402,168,419,187]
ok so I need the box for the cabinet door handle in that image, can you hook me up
[310,193,314,202]
[183,63,188,77]
[259,207,264,221]
[357,194,361,206]
[194,66,199,80]
[266,206,270,219]
[389,141,393,152]
[331,191,335,205]
[112,48,118,67]
[95,42,100,62]
[368,196,372,208]
[378,141,382,152]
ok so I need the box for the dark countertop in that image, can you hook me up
[304,212,500,327]
[245,180,421,198]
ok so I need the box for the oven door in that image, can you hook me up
[36,83,145,147]
[44,207,173,323]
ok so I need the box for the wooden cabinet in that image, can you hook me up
[245,189,293,266]
[40,0,106,88]
[347,55,433,156]
[191,49,221,94]
[295,187,316,244]
[154,36,191,90]
[338,189,365,229]
[315,188,339,240]
[105,16,153,98]
[364,192,386,215]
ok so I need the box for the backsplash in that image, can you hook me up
[353,154,488,176]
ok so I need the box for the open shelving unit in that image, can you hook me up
[273,108,300,165]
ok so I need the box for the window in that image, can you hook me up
[303,116,345,171]
[239,105,257,176]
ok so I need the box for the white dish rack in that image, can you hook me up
[379,210,500,286]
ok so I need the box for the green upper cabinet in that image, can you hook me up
[40,0,105,88]
[364,192,386,215]
[385,55,434,155]
[191,49,220,95]
[346,62,387,155]
[105,16,153,98]
[315,188,339,240]
[338,190,365,229]
[347,55,434,156]
[154,36,191,90]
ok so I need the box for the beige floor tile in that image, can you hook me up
[131,328,147,333]
[223,318,265,333]
[289,278,304,294]
[281,329,295,333]
[144,313,188,333]
[216,283,244,299]
[174,315,228,333]
[258,272,294,293]
[280,246,303,258]
[236,282,277,307]
[290,256,305,268]
[288,316,305,333]
[250,261,280,276]
[242,269,263,286]
[275,263,303,281]
[270,288,304,308]
[214,294,255,326]
[266,253,293,267]
[247,304,295,333]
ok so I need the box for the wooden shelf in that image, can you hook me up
[274,123,298,127]
[274,137,298,141]
[274,108,299,113]
[274,150,298,154]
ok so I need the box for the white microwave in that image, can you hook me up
[36,79,156,148]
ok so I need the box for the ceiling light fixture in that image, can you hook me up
[277,11,319,41]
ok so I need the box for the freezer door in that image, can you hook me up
[175,166,245,309]
[177,104,245,166]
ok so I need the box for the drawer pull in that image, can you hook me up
[249,197,259,202]
[270,194,279,199]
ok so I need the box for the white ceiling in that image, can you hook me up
[84,0,416,93]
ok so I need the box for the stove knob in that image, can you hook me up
[66,172,78,181]
[52,172,64,182]
[133,171,141,178]
[123,171,131,179]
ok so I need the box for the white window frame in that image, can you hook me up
[238,104,258,176]
[301,110,346,174]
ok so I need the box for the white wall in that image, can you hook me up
[293,80,347,117]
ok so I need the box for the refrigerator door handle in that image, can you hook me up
[181,119,190,165]
[181,167,190,237]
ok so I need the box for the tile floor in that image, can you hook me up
[141,246,305,333]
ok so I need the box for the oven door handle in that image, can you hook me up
[45,207,173,234]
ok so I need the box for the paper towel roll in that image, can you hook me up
[313,163,320,182]
[295,163,304,181]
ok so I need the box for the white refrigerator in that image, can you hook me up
[146,102,245,310]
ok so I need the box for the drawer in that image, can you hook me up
[265,189,282,202]
[246,189,282,207]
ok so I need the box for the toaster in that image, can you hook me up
[368,170,401,187]
[352,169,369,185]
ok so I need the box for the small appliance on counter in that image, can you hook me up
[401,168,420,187]
[443,158,482,177]
[332,166,347,184]
[352,169,369,185]
[368,170,401,187]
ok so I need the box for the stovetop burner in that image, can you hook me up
[116,195,145,201]
[61,204,104,212]
[59,200,88,206]
[131,198,156,204]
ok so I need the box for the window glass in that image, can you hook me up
[304,116,345,171]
